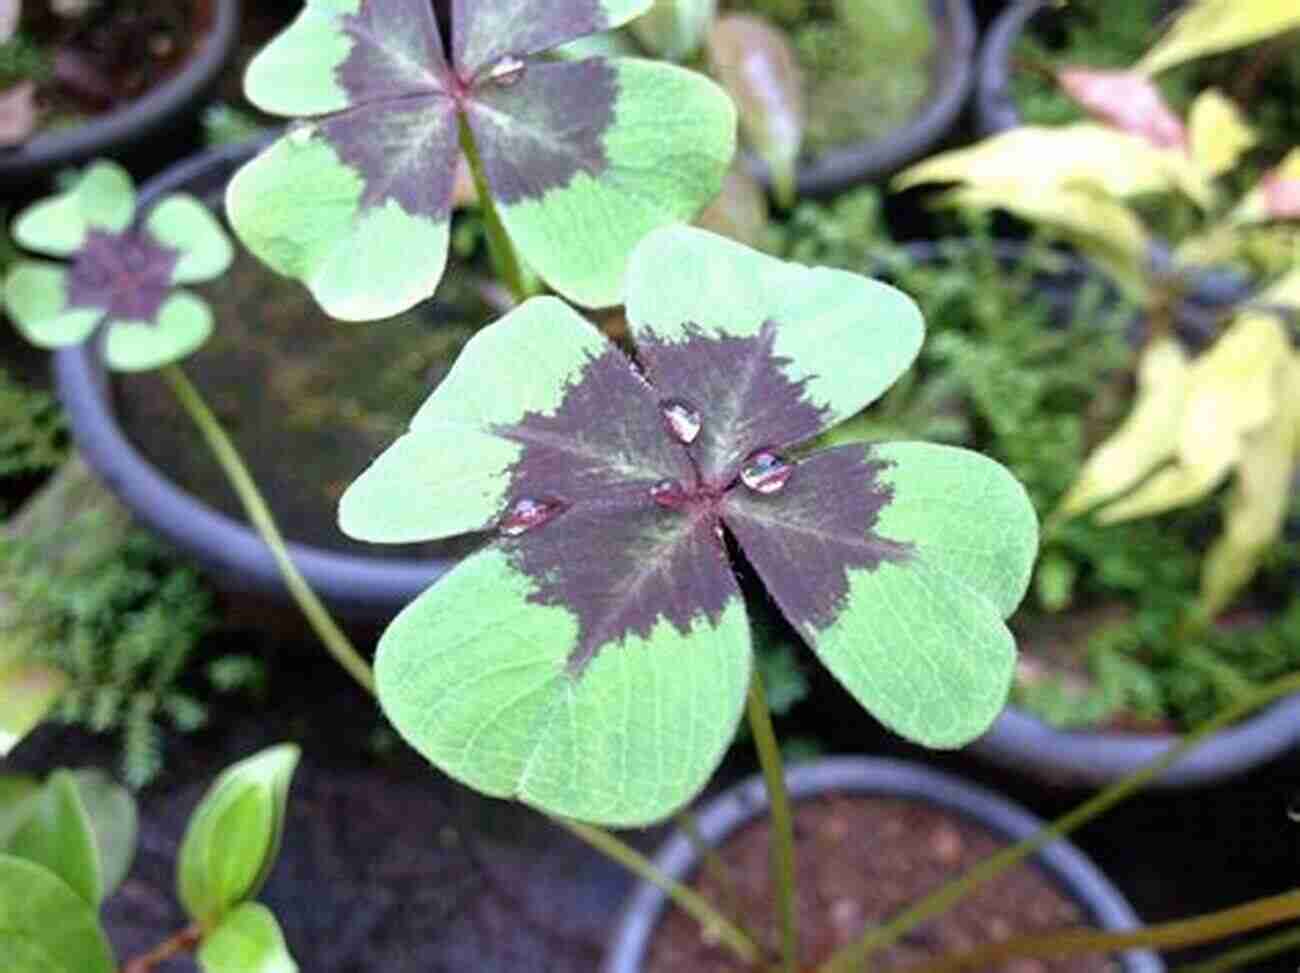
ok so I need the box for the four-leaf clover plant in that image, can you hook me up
[226,0,737,321]
[2,161,234,372]
[342,226,1039,827]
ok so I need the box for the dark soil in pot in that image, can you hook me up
[1,0,212,144]
[114,245,493,558]
[646,794,1110,972]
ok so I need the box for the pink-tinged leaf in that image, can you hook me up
[707,14,805,205]
[1262,170,1300,220]
[0,0,18,43]
[694,162,769,249]
[452,0,649,77]
[1056,67,1187,150]
[0,82,36,148]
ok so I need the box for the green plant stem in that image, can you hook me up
[822,670,1300,973]
[905,889,1300,973]
[677,810,762,950]
[747,668,799,973]
[458,115,530,304]
[1177,922,1300,973]
[556,816,764,967]
[160,365,375,696]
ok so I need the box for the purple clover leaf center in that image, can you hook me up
[67,228,180,324]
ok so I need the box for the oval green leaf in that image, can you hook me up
[198,902,298,973]
[0,855,114,973]
[177,744,300,925]
[5,771,103,907]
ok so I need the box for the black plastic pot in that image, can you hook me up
[749,0,976,197]
[54,139,463,621]
[0,0,241,188]
[973,0,1041,135]
[890,240,1300,788]
[604,757,1163,972]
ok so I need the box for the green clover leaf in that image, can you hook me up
[226,0,736,320]
[342,227,1038,826]
[2,161,233,372]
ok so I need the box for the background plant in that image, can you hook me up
[0,744,301,973]
[225,0,735,319]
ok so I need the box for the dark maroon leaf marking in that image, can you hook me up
[67,229,179,324]
[464,59,616,206]
[637,321,830,484]
[307,0,619,216]
[321,98,460,214]
[338,0,449,104]
[491,331,908,676]
[452,0,610,76]
[495,343,728,673]
[721,445,912,633]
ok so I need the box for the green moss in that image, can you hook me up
[777,191,1300,732]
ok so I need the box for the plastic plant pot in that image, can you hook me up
[53,138,467,621]
[604,757,1163,973]
[751,0,977,197]
[0,0,241,187]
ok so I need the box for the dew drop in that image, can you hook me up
[499,496,566,536]
[660,398,702,445]
[487,54,526,87]
[740,449,793,495]
[1289,796,1300,823]
[650,478,687,509]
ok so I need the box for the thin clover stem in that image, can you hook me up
[1176,922,1300,973]
[556,816,765,967]
[160,365,375,696]
[457,114,530,305]
[747,667,800,973]
[903,889,1300,973]
[821,670,1300,973]
[676,810,764,951]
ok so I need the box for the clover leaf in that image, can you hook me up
[2,161,233,372]
[342,227,1038,826]
[226,0,736,321]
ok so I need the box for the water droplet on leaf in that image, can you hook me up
[650,478,687,508]
[740,449,793,495]
[661,398,702,445]
[487,55,526,87]
[499,497,566,536]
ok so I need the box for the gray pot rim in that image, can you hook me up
[53,138,460,620]
[603,756,1163,973]
[974,0,1043,136]
[747,0,975,197]
[0,0,241,184]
